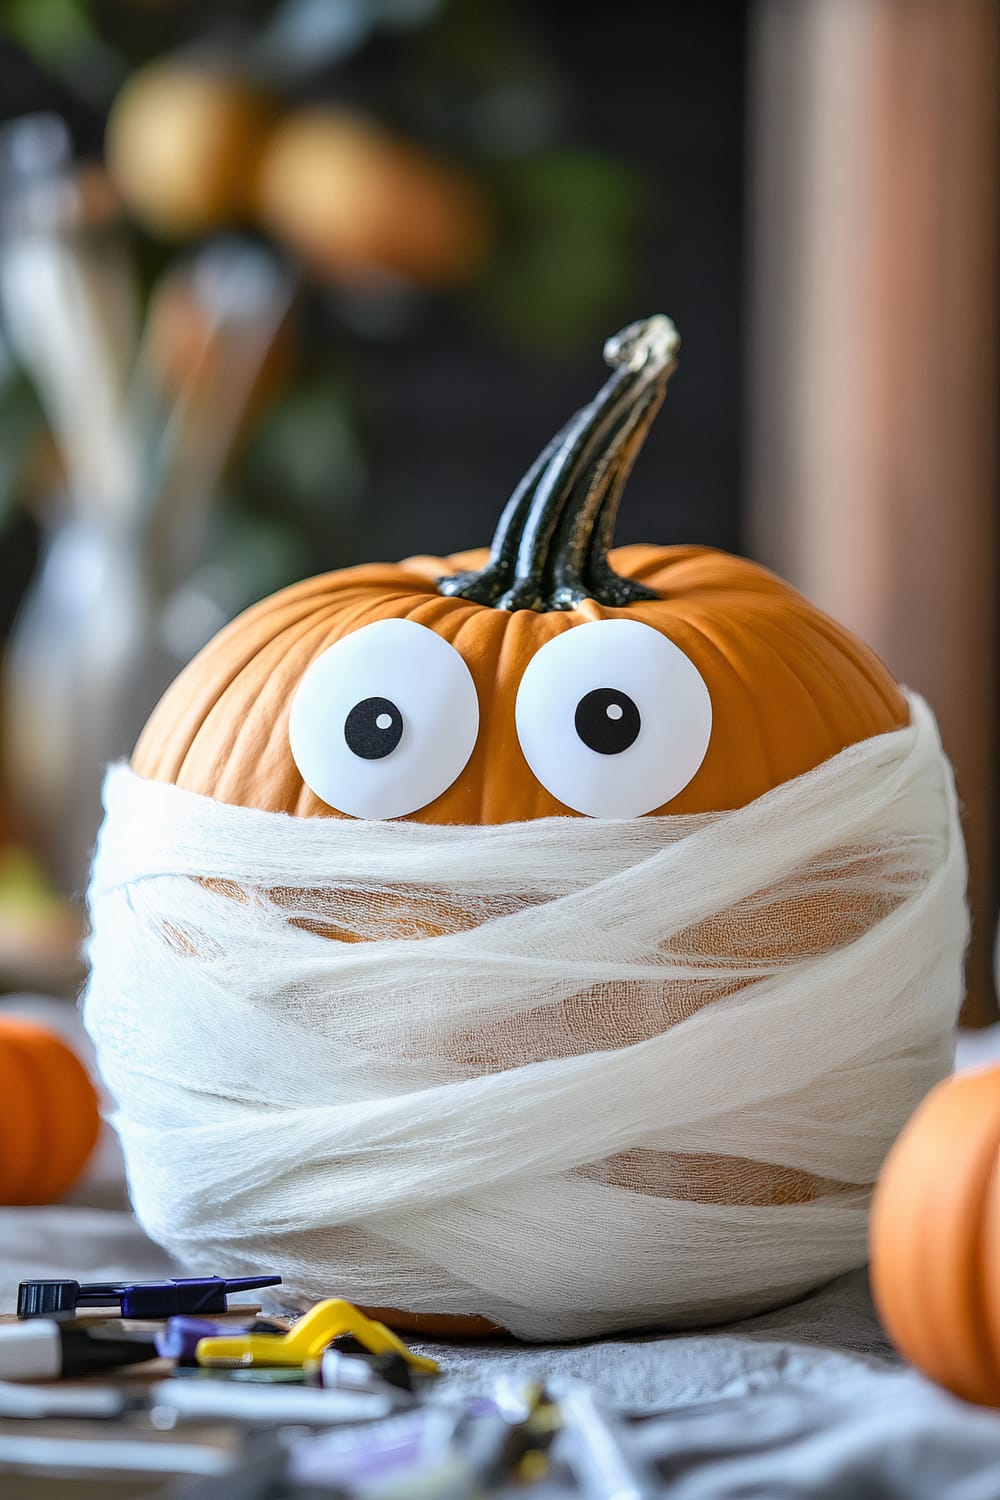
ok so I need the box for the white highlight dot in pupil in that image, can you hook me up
[375,713,394,731]
[606,703,624,721]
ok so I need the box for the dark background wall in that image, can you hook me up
[364,4,747,561]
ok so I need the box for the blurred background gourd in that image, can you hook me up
[870,1064,1000,1410]
[0,1015,99,1204]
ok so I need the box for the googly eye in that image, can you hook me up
[514,619,712,818]
[288,618,480,819]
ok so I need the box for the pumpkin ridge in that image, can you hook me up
[740,600,902,752]
[218,592,447,814]
[665,609,779,807]
[448,606,516,824]
[621,548,793,601]
[790,603,908,729]
[608,542,717,582]
[137,593,387,782]
[724,609,837,773]
[169,587,453,797]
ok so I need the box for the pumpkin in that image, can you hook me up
[106,62,275,239]
[869,1063,1000,1407]
[251,108,491,288]
[0,1016,100,1205]
[132,314,908,1334]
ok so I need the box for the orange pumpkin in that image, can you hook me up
[869,1063,1000,1407]
[252,108,491,288]
[106,62,275,239]
[132,316,908,1334]
[0,1017,100,1205]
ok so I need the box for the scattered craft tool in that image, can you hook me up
[194,1298,439,1373]
[318,1346,418,1397]
[149,1377,393,1427]
[156,1314,288,1365]
[286,1384,560,1499]
[0,1319,159,1380]
[0,1378,129,1420]
[17,1273,281,1320]
[554,1383,658,1500]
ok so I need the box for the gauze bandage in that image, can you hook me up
[84,692,967,1340]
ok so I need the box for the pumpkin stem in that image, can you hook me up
[438,315,679,611]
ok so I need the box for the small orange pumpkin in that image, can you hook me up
[132,315,909,1334]
[0,1017,101,1205]
[869,1063,1000,1407]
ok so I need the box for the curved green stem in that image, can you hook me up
[438,315,679,612]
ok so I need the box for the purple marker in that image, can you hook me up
[156,1314,287,1364]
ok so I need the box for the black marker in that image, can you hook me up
[0,1320,159,1380]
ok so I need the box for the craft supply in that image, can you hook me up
[195,1298,439,1372]
[318,1348,417,1398]
[166,1365,309,1385]
[553,1385,657,1500]
[158,1436,291,1499]
[286,1390,557,1498]
[0,1319,159,1380]
[0,1379,127,1420]
[84,314,968,1340]
[0,1015,100,1205]
[148,1378,392,1426]
[156,1314,286,1364]
[288,1410,457,1496]
[17,1273,281,1320]
[0,1434,232,1480]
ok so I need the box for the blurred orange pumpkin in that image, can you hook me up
[869,1062,1000,1407]
[252,108,492,287]
[106,61,275,238]
[0,1017,100,1205]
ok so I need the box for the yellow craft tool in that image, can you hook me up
[195,1299,439,1373]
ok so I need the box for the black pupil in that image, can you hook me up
[574,687,641,755]
[344,696,404,760]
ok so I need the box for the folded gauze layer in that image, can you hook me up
[84,691,967,1340]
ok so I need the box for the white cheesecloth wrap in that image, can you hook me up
[84,692,967,1340]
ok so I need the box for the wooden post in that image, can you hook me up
[748,0,1000,1024]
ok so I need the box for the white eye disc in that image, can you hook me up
[514,619,712,818]
[289,618,480,819]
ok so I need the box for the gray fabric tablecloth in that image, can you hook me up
[3,996,999,1497]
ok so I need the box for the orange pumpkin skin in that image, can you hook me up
[133,543,907,817]
[0,1017,101,1205]
[869,1064,1000,1407]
